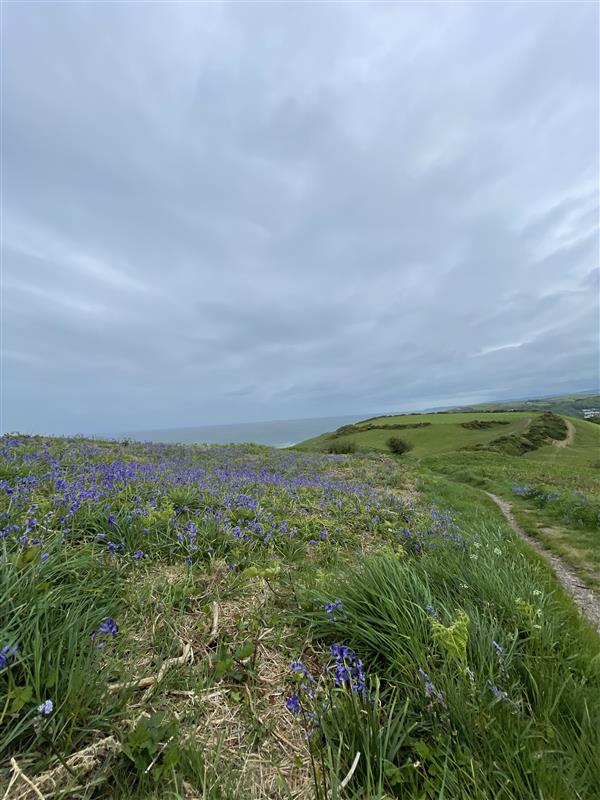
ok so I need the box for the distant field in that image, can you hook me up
[457,392,600,419]
[294,410,536,458]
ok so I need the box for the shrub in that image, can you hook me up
[461,419,510,430]
[387,436,413,455]
[328,438,357,454]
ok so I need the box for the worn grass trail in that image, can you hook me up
[486,491,600,633]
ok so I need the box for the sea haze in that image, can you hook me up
[118,415,367,448]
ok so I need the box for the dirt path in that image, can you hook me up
[486,491,600,634]
[553,419,576,449]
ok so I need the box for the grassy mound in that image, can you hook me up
[484,412,568,455]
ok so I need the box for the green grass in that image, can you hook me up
[295,411,536,458]
[1,435,599,798]
[296,412,599,596]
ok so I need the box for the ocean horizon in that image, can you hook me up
[117,414,369,448]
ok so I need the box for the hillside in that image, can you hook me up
[1,433,599,799]
[296,412,600,593]
[293,410,554,458]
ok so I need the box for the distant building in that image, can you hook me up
[582,409,600,419]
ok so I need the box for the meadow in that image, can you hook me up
[1,433,599,799]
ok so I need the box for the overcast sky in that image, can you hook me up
[2,2,599,435]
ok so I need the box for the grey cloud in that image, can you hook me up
[2,1,598,435]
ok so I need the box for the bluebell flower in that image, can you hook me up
[285,694,301,715]
[37,699,54,716]
[324,599,344,621]
[487,680,507,700]
[492,640,505,657]
[97,618,118,637]
[330,644,366,693]
[0,644,18,670]
[93,618,118,648]
[418,667,445,706]
[40,552,49,563]
[132,550,144,560]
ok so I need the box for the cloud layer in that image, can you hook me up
[3,2,598,434]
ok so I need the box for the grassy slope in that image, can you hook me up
[294,411,535,457]
[296,413,600,591]
[1,436,600,800]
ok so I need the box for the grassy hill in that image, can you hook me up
[294,410,552,459]
[296,412,600,591]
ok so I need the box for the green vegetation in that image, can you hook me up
[460,419,511,430]
[296,411,599,594]
[327,438,357,454]
[296,411,536,458]
[387,436,413,455]
[1,432,599,798]
[333,421,431,438]
[473,412,567,456]
[456,391,600,419]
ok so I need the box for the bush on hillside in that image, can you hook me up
[461,419,510,430]
[487,412,568,456]
[387,436,413,455]
[328,438,357,454]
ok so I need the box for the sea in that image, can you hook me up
[120,415,367,448]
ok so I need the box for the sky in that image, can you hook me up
[2,1,599,435]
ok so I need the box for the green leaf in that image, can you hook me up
[10,685,33,713]
[414,741,432,760]
[383,759,404,787]
[235,641,254,660]
[242,566,261,579]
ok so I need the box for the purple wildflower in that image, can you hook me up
[492,640,505,657]
[93,618,118,648]
[285,693,301,715]
[324,599,344,621]
[37,699,54,716]
[0,644,18,670]
[418,667,445,706]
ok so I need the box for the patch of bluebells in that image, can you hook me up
[286,644,367,721]
[328,644,366,693]
[512,485,537,498]
[0,434,456,571]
